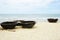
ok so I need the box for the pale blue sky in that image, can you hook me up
[0,0,60,14]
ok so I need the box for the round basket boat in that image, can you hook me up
[21,21,36,28]
[1,21,17,29]
[47,18,58,23]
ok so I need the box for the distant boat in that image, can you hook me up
[47,18,58,23]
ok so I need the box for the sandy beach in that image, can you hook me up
[0,22,60,40]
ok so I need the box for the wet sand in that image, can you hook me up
[0,22,60,40]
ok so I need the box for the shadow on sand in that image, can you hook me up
[0,26,36,32]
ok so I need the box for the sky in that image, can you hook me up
[0,0,60,14]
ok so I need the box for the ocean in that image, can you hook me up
[0,14,60,23]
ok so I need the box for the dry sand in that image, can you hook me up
[0,22,60,40]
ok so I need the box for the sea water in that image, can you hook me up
[0,14,60,23]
